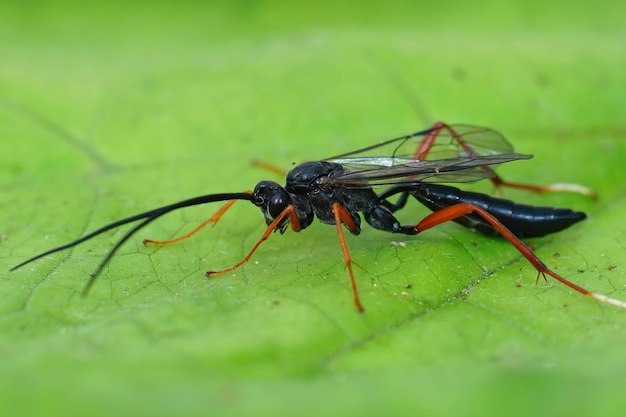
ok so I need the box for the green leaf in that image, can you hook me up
[1,1,625,416]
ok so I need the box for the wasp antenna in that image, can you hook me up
[10,207,171,271]
[81,215,161,295]
[10,192,255,281]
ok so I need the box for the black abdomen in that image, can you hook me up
[411,184,586,238]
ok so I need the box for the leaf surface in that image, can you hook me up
[1,2,625,416]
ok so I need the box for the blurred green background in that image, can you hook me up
[1,1,625,416]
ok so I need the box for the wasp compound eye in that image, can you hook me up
[253,181,292,222]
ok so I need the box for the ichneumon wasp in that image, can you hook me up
[11,122,626,311]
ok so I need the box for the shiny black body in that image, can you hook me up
[252,160,586,239]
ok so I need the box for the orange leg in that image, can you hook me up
[487,176,598,198]
[206,205,301,276]
[415,122,597,199]
[143,194,249,246]
[331,202,365,313]
[251,159,288,177]
[412,203,625,308]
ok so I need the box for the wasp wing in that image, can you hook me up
[325,124,514,162]
[323,153,532,188]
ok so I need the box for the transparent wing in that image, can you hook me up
[321,125,530,188]
[323,153,532,188]
[326,124,515,162]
